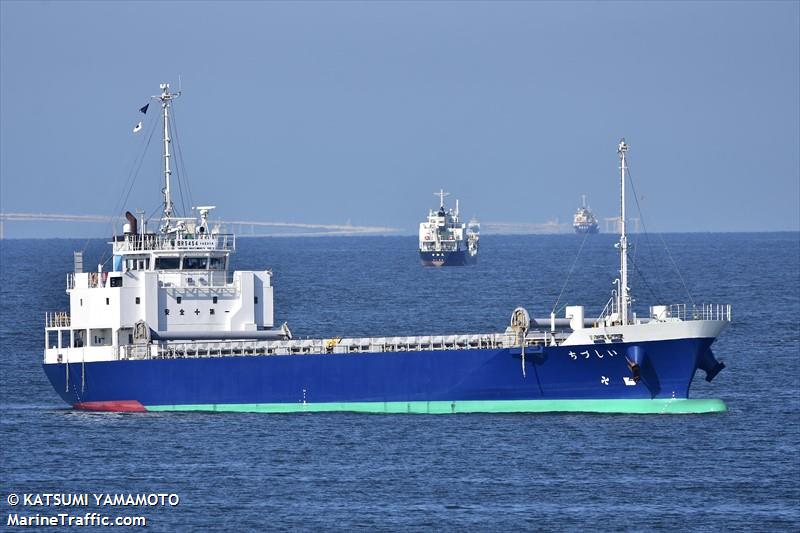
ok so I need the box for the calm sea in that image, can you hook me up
[1,233,798,531]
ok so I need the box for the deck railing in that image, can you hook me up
[112,233,235,253]
[116,330,563,361]
[45,312,71,328]
[420,241,459,252]
[659,303,732,322]
[597,300,732,324]
[158,271,236,288]
[67,272,114,289]
[68,270,237,290]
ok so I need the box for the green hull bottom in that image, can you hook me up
[146,398,727,414]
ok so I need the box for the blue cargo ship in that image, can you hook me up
[573,194,599,234]
[42,84,730,414]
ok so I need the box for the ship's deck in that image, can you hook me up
[117,330,566,361]
[45,303,730,364]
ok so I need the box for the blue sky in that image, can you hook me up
[1,1,798,237]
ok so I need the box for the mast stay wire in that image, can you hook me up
[622,156,664,290]
[168,112,187,218]
[109,112,159,232]
[86,108,159,265]
[98,120,159,269]
[629,243,662,303]
[623,163,663,304]
[145,201,164,230]
[169,105,195,216]
[171,104,194,207]
[625,157,694,306]
[551,230,590,316]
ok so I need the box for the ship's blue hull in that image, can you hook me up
[43,336,723,412]
[574,224,599,234]
[419,249,477,266]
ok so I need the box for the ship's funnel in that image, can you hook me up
[124,211,138,235]
[697,349,725,382]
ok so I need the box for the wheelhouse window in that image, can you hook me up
[73,329,86,348]
[209,257,226,270]
[125,258,150,271]
[183,257,208,270]
[90,328,112,346]
[155,257,180,270]
[48,330,58,349]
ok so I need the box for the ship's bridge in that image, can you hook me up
[109,208,235,273]
[112,232,235,254]
[110,232,235,273]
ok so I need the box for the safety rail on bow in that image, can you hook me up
[655,303,732,322]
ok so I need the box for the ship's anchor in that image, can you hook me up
[510,307,530,378]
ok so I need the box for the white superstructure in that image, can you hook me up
[44,83,287,366]
[418,190,479,257]
[573,194,599,233]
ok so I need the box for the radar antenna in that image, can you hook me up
[434,189,449,209]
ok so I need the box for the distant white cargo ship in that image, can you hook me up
[418,190,479,266]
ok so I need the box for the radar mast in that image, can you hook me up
[617,138,630,325]
[154,82,181,232]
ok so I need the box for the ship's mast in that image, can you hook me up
[435,189,449,209]
[155,82,181,232]
[617,138,630,325]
